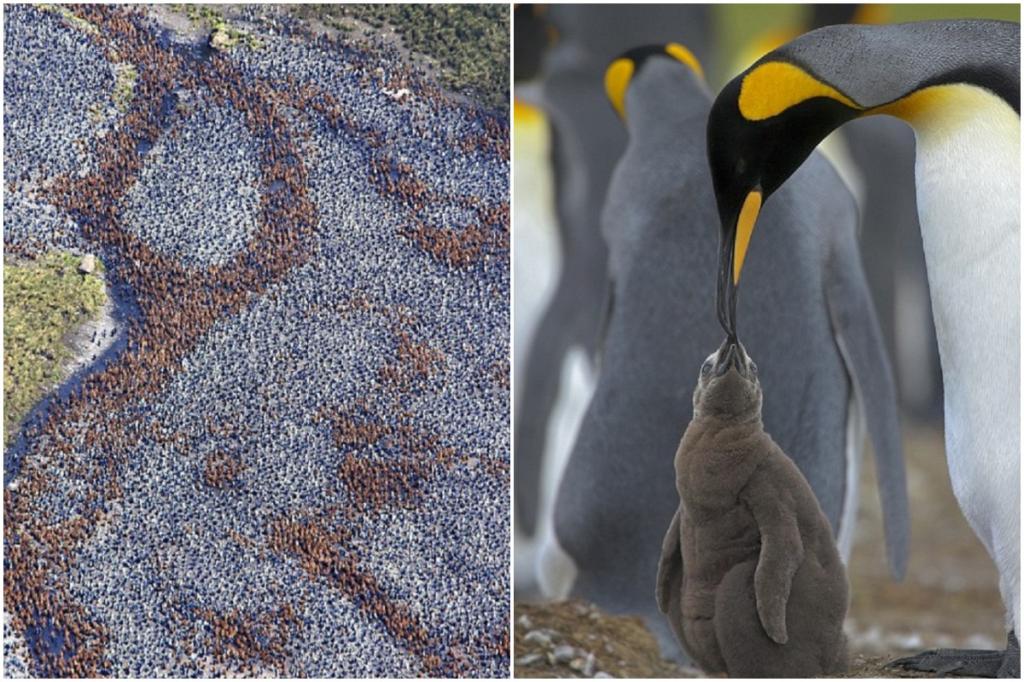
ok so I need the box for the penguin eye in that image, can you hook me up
[749,361,758,375]
[701,360,712,376]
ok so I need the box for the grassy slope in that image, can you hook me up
[296,4,509,110]
[4,253,107,445]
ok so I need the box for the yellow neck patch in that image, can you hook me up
[738,61,861,121]
[872,83,1018,133]
[734,190,763,285]
[604,58,634,120]
[513,98,544,127]
[664,42,704,80]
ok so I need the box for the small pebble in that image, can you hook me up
[583,652,597,677]
[524,630,553,648]
[515,653,544,667]
[79,253,96,274]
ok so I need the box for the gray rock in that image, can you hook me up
[583,652,596,677]
[79,253,96,274]
[524,630,552,648]
[553,645,576,664]
[515,653,544,667]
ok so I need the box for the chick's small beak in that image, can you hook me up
[714,343,737,376]
[713,340,748,377]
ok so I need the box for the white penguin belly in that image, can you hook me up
[907,87,1019,621]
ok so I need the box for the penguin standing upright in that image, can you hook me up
[513,4,712,589]
[660,340,850,677]
[707,20,1020,677]
[543,45,909,663]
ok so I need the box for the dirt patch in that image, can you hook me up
[514,600,945,679]
[514,600,698,679]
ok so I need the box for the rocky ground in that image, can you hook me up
[515,424,1006,678]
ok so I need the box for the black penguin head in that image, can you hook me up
[693,338,761,419]
[604,42,704,121]
[707,57,862,338]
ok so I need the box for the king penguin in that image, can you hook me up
[514,4,712,591]
[541,45,909,663]
[707,20,1019,677]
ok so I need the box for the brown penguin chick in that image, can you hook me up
[657,339,849,677]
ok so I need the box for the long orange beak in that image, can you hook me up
[717,189,762,339]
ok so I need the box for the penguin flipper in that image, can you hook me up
[656,507,682,614]
[514,293,578,536]
[593,278,615,369]
[825,246,910,580]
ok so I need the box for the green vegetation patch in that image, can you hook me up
[296,4,509,110]
[112,62,138,112]
[208,21,262,51]
[172,4,262,50]
[4,252,107,446]
[36,3,99,35]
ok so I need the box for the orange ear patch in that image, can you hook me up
[604,58,635,120]
[738,61,861,121]
[664,42,704,80]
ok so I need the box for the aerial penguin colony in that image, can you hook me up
[4,4,508,677]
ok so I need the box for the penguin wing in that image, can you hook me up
[825,238,910,580]
[593,278,615,368]
[656,507,682,614]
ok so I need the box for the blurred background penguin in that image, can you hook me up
[513,2,1020,676]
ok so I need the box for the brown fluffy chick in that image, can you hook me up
[657,339,848,677]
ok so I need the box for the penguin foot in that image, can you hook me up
[997,631,1019,678]
[889,632,1020,678]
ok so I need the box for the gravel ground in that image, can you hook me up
[514,424,1005,677]
[4,4,508,677]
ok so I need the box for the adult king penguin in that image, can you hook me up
[514,4,712,595]
[707,20,1020,677]
[543,45,909,663]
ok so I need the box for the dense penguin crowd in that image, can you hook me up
[4,4,509,677]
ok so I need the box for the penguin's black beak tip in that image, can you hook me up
[714,341,743,377]
[716,187,762,340]
[716,221,738,338]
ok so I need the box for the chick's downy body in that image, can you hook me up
[660,343,848,677]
